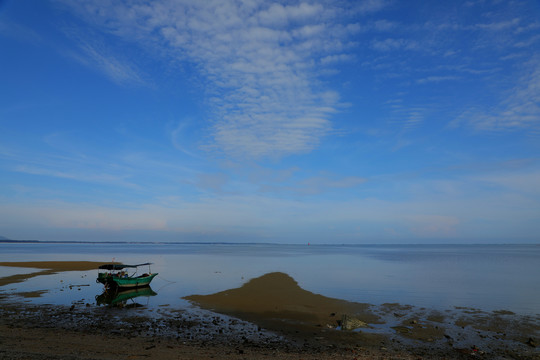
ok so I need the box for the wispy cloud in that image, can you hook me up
[369,19,397,31]
[297,175,367,194]
[354,0,392,14]
[514,34,540,48]
[0,19,42,44]
[65,37,146,86]
[59,1,367,159]
[3,164,539,241]
[416,75,461,84]
[14,165,140,190]
[371,38,419,51]
[473,171,540,196]
[475,18,520,32]
[194,173,229,194]
[451,58,540,133]
[259,173,367,196]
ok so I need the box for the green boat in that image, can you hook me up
[96,262,158,289]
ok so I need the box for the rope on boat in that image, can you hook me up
[156,274,176,284]
[154,274,177,293]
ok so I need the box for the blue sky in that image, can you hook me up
[1,0,539,243]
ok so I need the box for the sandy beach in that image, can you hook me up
[1,261,539,359]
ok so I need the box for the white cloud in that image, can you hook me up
[354,0,391,14]
[320,53,354,65]
[257,2,324,27]
[452,59,540,132]
[371,38,419,51]
[475,18,520,31]
[60,0,364,159]
[514,34,540,48]
[372,19,396,31]
[416,75,461,84]
[473,171,540,196]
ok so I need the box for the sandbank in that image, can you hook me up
[185,272,379,325]
[0,260,110,272]
[0,261,109,287]
[185,272,385,348]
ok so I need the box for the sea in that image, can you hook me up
[0,242,539,315]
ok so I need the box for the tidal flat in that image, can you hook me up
[0,260,539,359]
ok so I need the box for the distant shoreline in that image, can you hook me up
[0,239,265,245]
[1,239,539,246]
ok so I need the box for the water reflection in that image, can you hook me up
[96,286,157,308]
[1,243,540,314]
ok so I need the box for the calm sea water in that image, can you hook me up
[0,242,539,315]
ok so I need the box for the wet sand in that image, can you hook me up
[0,261,107,272]
[0,261,107,287]
[1,261,539,359]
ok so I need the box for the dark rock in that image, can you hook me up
[341,314,369,330]
[526,337,537,348]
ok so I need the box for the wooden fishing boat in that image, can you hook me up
[96,262,157,289]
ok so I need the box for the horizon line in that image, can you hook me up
[1,239,538,246]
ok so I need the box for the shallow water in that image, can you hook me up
[0,242,539,315]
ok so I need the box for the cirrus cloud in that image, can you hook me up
[59,0,370,159]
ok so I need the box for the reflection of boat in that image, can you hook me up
[96,286,157,308]
[96,263,158,289]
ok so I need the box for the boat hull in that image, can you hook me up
[97,273,158,288]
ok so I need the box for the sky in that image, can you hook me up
[0,0,539,244]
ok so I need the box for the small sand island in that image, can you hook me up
[185,272,381,338]
[1,261,539,359]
